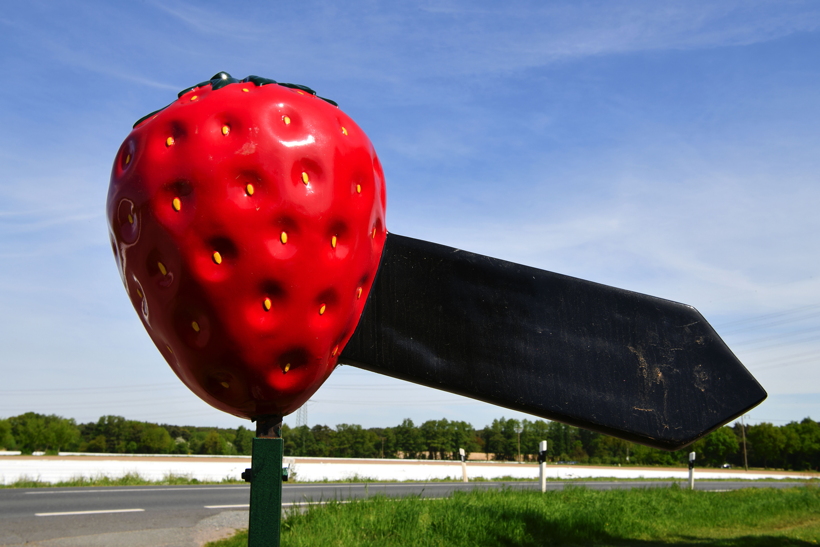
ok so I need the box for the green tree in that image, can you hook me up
[394,419,424,459]
[90,415,129,453]
[480,420,508,460]
[309,425,335,457]
[372,427,396,458]
[784,418,820,471]
[332,424,378,458]
[420,419,453,459]
[693,427,740,467]
[520,420,550,461]
[87,435,107,452]
[748,422,786,468]
[547,421,574,461]
[0,419,16,450]
[9,413,49,453]
[201,430,227,455]
[588,434,629,464]
[8,413,80,453]
[234,426,253,455]
[140,425,174,454]
[50,418,81,453]
[629,443,683,466]
[448,421,479,459]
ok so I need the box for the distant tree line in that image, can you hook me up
[1,413,818,470]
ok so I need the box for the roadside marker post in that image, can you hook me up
[459,448,468,483]
[538,441,548,493]
[688,451,696,490]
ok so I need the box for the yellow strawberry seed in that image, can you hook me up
[280,231,288,244]
[212,251,222,264]
[319,304,326,315]
[190,95,198,101]
[220,381,230,388]
[157,262,167,276]
[166,136,175,147]
[125,154,131,165]
[357,287,362,299]
[246,183,255,195]
[136,288,143,299]
[191,321,200,332]
[242,88,249,93]
[172,197,181,211]
[356,184,361,194]
[341,126,348,135]
[283,363,291,373]
[263,297,272,311]
[331,235,337,248]
[127,214,134,224]
[222,125,230,135]
[283,116,291,125]
[301,172,309,185]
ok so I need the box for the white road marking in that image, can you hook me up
[205,504,249,509]
[26,486,248,495]
[36,508,145,517]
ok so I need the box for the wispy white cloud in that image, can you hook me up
[146,0,266,37]
[0,211,101,232]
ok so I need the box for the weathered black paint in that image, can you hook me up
[340,233,766,451]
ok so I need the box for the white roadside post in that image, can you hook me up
[459,448,468,483]
[538,441,548,493]
[688,451,696,490]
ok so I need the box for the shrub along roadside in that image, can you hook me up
[3,412,820,470]
[207,485,820,546]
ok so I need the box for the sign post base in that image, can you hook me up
[245,416,284,547]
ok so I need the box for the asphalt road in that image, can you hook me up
[0,480,809,546]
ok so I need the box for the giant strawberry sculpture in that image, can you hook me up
[107,72,386,419]
[108,72,764,451]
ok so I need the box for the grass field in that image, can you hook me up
[207,485,820,546]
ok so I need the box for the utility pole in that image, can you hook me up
[514,424,523,463]
[740,414,749,471]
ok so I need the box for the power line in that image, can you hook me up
[715,303,820,333]
[0,383,181,395]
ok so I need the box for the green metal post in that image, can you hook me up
[246,415,284,547]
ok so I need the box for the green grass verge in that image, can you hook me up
[206,485,820,546]
[0,472,244,488]
[3,473,815,489]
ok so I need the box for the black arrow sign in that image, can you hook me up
[340,234,766,451]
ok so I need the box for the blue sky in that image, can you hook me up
[1,1,819,433]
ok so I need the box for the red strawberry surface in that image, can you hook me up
[107,73,387,419]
